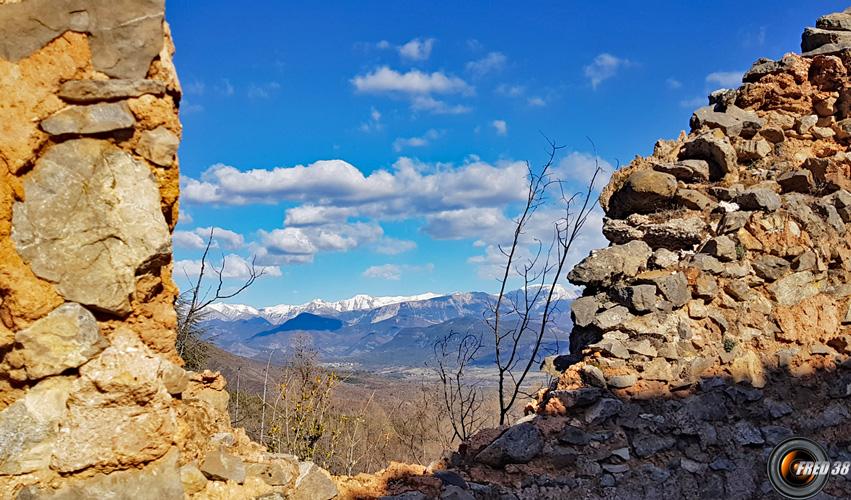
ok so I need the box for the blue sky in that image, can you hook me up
[166,1,845,307]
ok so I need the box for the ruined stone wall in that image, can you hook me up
[431,9,851,500]
[0,1,336,498]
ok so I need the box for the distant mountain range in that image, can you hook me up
[201,286,576,367]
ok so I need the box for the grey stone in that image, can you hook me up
[137,126,180,166]
[0,0,164,78]
[724,279,753,301]
[200,447,246,483]
[476,422,544,467]
[441,485,475,500]
[41,102,136,136]
[650,248,679,268]
[590,338,630,359]
[802,26,851,53]
[778,170,814,193]
[817,11,851,30]
[752,255,790,281]
[690,105,763,137]
[625,339,657,357]
[0,377,72,474]
[580,364,607,388]
[292,462,338,500]
[632,434,676,457]
[381,492,428,500]
[602,217,644,244]
[434,470,468,490]
[593,306,634,330]
[735,189,781,211]
[815,200,846,234]
[570,296,600,327]
[568,240,652,287]
[703,235,737,262]
[607,374,637,389]
[600,472,617,486]
[653,160,710,182]
[642,217,707,250]
[602,464,628,474]
[743,58,780,83]
[717,211,751,234]
[733,422,764,446]
[648,272,690,307]
[816,402,850,428]
[768,271,821,306]
[550,388,603,408]
[607,170,677,218]
[58,79,166,103]
[25,447,183,500]
[12,140,170,315]
[692,255,724,276]
[584,398,623,423]
[830,190,851,222]
[13,302,107,380]
[558,425,592,446]
[761,426,793,446]
[246,461,296,487]
[638,464,671,482]
[676,189,714,211]
[709,458,736,471]
[642,358,674,382]
[678,133,739,182]
[736,139,772,161]
[681,458,707,474]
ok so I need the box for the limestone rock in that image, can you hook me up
[475,422,544,467]
[690,105,763,137]
[730,350,766,388]
[292,462,338,500]
[200,447,246,483]
[817,11,851,30]
[643,217,707,250]
[631,434,676,457]
[641,271,690,307]
[568,240,652,288]
[802,27,851,53]
[12,139,171,315]
[570,296,600,328]
[40,102,136,136]
[136,126,180,166]
[734,188,781,211]
[676,189,714,211]
[653,160,710,182]
[752,255,791,281]
[0,377,71,475]
[607,170,677,218]
[593,306,634,331]
[0,0,165,78]
[58,79,166,103]
[777,170,814,193]
[768,271,821,306]
[180,463,208,495]
[622,284,657,313]
[607,374,637,389]
[12,302,106,380]
[678,133,738,182]
[703,235,737,262]
[735,139,772,161]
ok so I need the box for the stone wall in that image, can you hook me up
[429,8,851,500]
[0,1,336,498]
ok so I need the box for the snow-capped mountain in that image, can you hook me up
[207,292,441,325]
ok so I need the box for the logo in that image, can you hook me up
[767,437,850,499]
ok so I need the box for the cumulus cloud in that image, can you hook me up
[373,237,417,255]
[466,51,506,77]
[554,152,615,190]
[423,207,511,241]
[527,96,546,107]
[393,129,442,152]
[410,96,471,115]
[495,84,524,97]
[255,222,383,265]
[173,226,245,250]
[583,53,632,89]
[352,66,472,95]
[362,264,402,280]
[359,107,383,133]
[491,120,508,136]
[362,263,434,280]
[398,38,435,61]
[175,254,281,279]
[706,71,744,89]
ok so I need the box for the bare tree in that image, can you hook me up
[432,331,486,442]
[486,137,603,425]
[176,228,264,370]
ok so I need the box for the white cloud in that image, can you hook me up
[706,71,743,89]
[491,119,508,136]
[178,208,193,224]
[393,129,442,152]
[363,264,402,280]
[410,96,471,115]
[255,222,383,265]
[423,207,511,241]
[284,205,356,226]
[466,51,507,77]
[247,82,281,99]
[362,263,433,280]
[359,107,383,132]
[398,38,435,61]
[373,237,417,255]
[666,78,682,89]
[376,40,391,50]
[554,152,614,190]
[527,96,546,107]
[352,66,472,95]
[173,226,245,250]
[174,254,281,279]
[583,53,632,89]
[496,84,524,97]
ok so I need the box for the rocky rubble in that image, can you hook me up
[0,1,337,499]
[404,8,851,500]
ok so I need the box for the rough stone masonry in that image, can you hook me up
[427,8,851,500]
[0,1,337,498]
